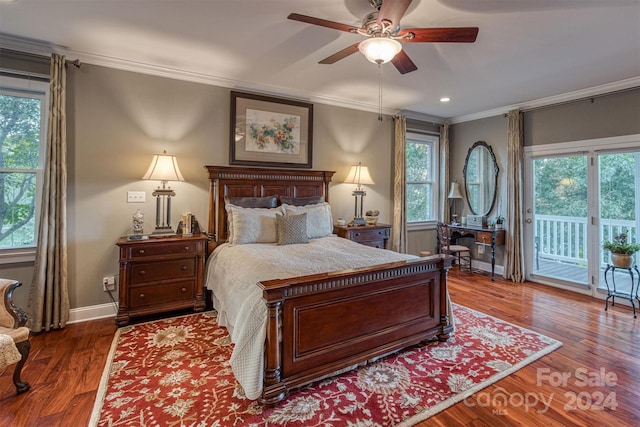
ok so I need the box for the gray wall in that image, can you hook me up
[449,115,508,265]
[445,88,640,269]
[524,88,640,145]
[6,63,396,312]
[4,58,638,311]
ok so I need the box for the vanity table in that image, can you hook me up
[448,224,505,281]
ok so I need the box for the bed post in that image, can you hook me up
[262,296,286,405]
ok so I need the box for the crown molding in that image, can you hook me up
[448,76,640,124]
[2,33,637,124]
[0,33,395,117]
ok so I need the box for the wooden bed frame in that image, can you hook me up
[205,165,453,405]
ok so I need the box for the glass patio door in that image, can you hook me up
[524,137,640,295]
[597,151,640,294]
[525,154,590,287]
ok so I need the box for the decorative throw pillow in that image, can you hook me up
[225,204,282,245]
[279,195,325,206]
[276,213,309,245]
[282,202,333,239]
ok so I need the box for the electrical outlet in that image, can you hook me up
[127,191,146,203]
[103,276,116,292]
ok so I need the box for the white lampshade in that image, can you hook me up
[345,163,375,188]
[448,181,464,199]
[358,37,402,64]
[142,151,184,183]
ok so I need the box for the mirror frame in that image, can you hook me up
[462,141,499,216]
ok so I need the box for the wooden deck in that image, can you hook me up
[534,259,637,295]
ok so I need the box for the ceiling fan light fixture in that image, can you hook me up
[358,37,402,64]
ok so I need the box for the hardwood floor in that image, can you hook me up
[1,271,638,426]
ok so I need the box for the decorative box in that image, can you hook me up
[467,215,487,227]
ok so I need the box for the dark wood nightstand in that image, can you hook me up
[115,234,207,326]
[333,223,391,249]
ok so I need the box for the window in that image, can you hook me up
[406,132,439,227]
[0,76,48,263]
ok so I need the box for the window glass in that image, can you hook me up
[0,77,48,256]
[406,133,439,223]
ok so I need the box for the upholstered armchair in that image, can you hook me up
[0,279,31,394]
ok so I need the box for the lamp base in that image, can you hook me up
[151,226,176,237]
[351,217,368,226]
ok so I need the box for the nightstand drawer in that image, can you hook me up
[129,280,195,309]
[333,224,391,249]
[116,234,207,326]
[349,227,390,242]
[126,241,199,259]
[129,258,195,284]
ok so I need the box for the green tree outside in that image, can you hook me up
[0,94,41,248]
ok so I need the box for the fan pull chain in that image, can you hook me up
[378,63,383,122]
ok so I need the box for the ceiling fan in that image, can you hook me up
[288,0,479,74]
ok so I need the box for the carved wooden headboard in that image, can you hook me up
[205,166,335,245]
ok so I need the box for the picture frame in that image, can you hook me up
[230,91,313,168]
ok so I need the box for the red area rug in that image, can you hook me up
[90,305,561,426]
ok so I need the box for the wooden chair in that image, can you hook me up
[0,279,31,394]
[437,222,472,273]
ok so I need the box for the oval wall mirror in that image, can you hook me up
[463,141,499,216]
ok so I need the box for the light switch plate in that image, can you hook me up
[127,191,146,203]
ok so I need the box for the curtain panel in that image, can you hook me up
[504,109,525,282]
[439,124,450,223]
[392,115,407,253]
[27,54,69,332]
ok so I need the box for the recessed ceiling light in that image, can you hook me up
[440,97,451,103]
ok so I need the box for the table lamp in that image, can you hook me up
[448,181,464,225]
[142,150,184,236]
[345,162,374,226]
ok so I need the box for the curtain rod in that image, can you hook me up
[505,86,640,116]
[1,47,81,68]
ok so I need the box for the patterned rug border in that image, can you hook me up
[397,304,563,426]
[89,305,563,427]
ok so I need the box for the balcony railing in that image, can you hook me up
[534,214,638,268]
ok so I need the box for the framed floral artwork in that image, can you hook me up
[230,91,313,168]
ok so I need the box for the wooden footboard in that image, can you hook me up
[259,255,453,405]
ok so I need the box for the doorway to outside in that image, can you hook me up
[523,135,640,299]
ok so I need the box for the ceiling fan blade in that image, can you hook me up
[399,27,479,43]
[378,0,413,29]
[391,49,417,74]
[319,42,361,64]
[288,13,360,33]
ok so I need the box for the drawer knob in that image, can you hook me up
[378,231,383,235]
[139,270,146,275]
[355,233,361,236]
[139,293,145,299]
[184,246,190,250]
[181,265,187,270]
[181,287,187,293]
[138,249,145,254]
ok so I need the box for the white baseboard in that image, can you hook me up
[68,303,116,324]
[471,260,504,277]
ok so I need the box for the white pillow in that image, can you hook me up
[282,202,333,239]
[225,204,282,245]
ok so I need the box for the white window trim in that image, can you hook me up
[406,132,439,231]
[0,75,49,264]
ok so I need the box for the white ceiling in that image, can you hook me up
[1,0,639,121]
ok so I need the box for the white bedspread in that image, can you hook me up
[205,236,422,400]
